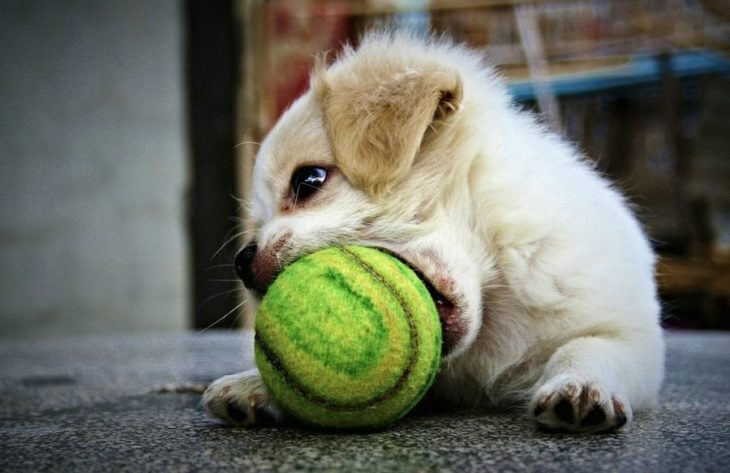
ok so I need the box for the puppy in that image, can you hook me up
[203,31,664,433]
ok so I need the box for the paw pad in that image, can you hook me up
[202,371,283,427]
[530,379,631,433]
[226,402,249,423]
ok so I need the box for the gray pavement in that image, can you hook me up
[1,330,728,472]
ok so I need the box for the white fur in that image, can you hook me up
[204,31,664,433]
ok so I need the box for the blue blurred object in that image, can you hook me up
[508,50,730,101]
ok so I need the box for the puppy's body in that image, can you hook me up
[204,32,664,432]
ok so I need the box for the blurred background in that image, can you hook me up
[1,0,729,341]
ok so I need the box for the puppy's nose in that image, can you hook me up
[234,242,258,289]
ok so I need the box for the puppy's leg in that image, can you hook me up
[529,334,662,433]
[202,368,283,427]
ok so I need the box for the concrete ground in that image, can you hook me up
[0,330,728,472]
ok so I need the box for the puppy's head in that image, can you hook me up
[236,33,489,359]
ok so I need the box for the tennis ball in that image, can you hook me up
[254,245,442,430]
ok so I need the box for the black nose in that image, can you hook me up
[234,242,258,289]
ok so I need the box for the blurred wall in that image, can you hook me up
[0,1,188,338]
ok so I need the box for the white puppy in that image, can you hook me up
[203,31,664,433]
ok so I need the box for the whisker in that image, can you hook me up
[196,288,240,310]
[234,141,261,149]
[205,263,234,271]
[196,301,245,334]
[210,231,245,261]
[230,307,245,328]
[229,192,254,212]
[221,223,247,241]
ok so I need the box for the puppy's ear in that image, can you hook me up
[314,60,462,195]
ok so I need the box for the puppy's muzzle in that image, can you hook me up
[234,241,272,295]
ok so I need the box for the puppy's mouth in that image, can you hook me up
[382,250,463,357]
[415,270,462,357]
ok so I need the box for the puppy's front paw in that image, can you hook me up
[529,375,632,433]
[202,369,283,427]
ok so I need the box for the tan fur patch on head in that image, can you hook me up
[314,51,462,196]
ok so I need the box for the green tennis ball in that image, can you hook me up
[254,245,442,430]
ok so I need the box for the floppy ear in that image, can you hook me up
[315,62,462,195]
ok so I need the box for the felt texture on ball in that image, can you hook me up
[254,245,442,430]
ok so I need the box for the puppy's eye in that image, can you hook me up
[291,166,328,201]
